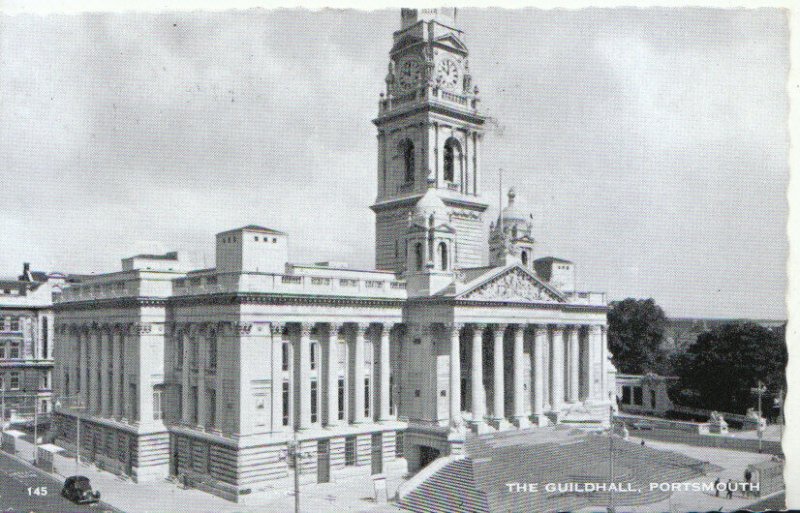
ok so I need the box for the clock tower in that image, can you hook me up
[371,8,489,273]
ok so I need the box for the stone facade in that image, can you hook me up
[50,8,615,503]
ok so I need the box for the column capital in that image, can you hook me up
[492,323,508,333]
[470,323,487,332]
[351,322,370,335]
[327,322,346,334]
[269,323,286,336]
[549,323,567,332]
[298,322,315,337]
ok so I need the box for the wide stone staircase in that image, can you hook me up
[397,457,490,513]
[397,426,720,513]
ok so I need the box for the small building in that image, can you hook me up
[1,264,76,425]
[615,373,677,416]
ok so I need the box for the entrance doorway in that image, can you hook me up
[317,439,330,483]
[371,433,383,475]
[419,445,441,469]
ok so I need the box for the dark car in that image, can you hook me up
[61,475,101,504]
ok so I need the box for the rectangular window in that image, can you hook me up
[42,317,48,358]
[344,436,356,466]
[207,335,217,372]
[176,384,183,420]
[63,372,70,396]
[364,377,371,418]
[0,343,5,359]
[10,317,20,331]
[282,342,289,371]
[191,386,199,424]
[10,372,20,390]
[282,381,290,426]
[9,342,20,359]
[633,386,643,406]
[396,431,405,458]
[0,317,4,330]
[650,389,657,409]
[621,386,631,405]
[338,378,345,421]
[129,383,138,420]
[389,375,395,415]
[310,343,317,371]
[153,389,163,420]
[310,381,318,423]
[176,335,184,369]
[207,388,216,428]
[191,338,199,371]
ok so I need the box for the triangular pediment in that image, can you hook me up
[434,34,468,53]
[456,265,565,303]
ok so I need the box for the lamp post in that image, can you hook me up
[774,388,784,441]
[279,432,314,513]
[608,391,615,513]
[750,381,767,453]
[54,394,86,474]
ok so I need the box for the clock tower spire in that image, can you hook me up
[371,8,488,273]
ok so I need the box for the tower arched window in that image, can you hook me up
[399,139,415,183]
[521,250,528,266]
[414,243,423,271]
[439,242,448,270]
[443,138,462,182]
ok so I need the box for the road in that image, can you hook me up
[0,451,124,513]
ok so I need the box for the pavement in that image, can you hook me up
[574,435,783,513]
[1,435,410,513]
[0,449,123,513]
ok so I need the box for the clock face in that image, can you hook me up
[397,56,422,92]
[436,57,461,91]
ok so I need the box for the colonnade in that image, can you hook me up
[447,323,605,428]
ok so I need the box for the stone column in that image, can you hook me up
[119,330,127,420]
[491,325,510,430]
[470,324,487,431]
[512,325,530,428]
[601,326,608,399]
[270,324,284,432]
[93,329,102,414]
[568,326,580,403]
[448,323,463,425]
[197,331,207,427]
[181,329,191,423]
[110,329,119,418]
[378,323,392,422]
[550,325,565,414]
[588,325,601,401]
[326,323,342,427]
[352,323,367,424]
[296,323,313,430]
[79,331,88,408]
[101,329,111,416]
[533,325,548,426]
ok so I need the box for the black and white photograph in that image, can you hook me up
[0,3,794,512]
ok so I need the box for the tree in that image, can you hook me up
[672,322,787,415]
[607,298,669,374]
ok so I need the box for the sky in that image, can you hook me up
[0,7,789,319]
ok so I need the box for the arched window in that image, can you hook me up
[443,138,462,182]
[521,250,528,266]
[439,242,448,270]
[399,139,415,183]
[414,243,423,270]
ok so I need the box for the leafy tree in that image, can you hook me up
[607,298,670,374]
[672,322,787,415]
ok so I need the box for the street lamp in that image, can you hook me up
[54,394,86,474]
[750,381,767,453]
[774,388,784,441]
[608,391,615,513]
[279,432,315,513]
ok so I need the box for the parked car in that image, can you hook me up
[630,420,655,430]
[61,475,101,504]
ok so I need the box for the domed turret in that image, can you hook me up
[489,187,535,269]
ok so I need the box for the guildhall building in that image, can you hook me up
[51,8,615,502]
